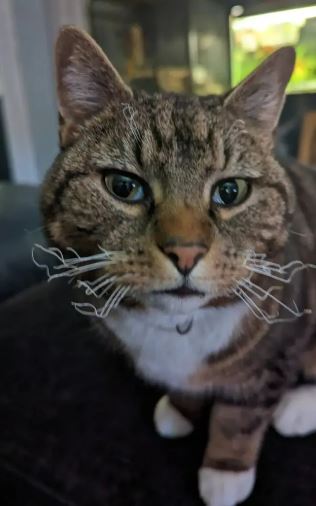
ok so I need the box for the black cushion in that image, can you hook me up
[0,183,46,302]
[1,280,316,505]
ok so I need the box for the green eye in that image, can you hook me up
[104,174,146,203]
[212,178,250,207]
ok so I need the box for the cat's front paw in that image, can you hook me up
[273,386,316,436]
[153,395,194,438]
[198,467,255,506]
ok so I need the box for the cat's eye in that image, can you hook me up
[104,173,146,203]
[212,178,250,207]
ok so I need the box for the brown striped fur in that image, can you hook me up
[40,26,316,505]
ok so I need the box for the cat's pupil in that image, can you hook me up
[112,177,136,198]
[218,180,239,205]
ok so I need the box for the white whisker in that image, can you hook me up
[77,273,111,289]
[65,247,81,259]
[72,301,101,317]
[113,285,131,309]
[238,279,306,319]
[102,285,130,317]
[247,257,304,272]
[244,250,316,284]
[32,244,68,277]
[48,261,111,280]
[234,287,267,320]
[72,285,131,319]
[31,243,126,283]
[234,286,295,325]
[241,287,280,320]
[94,280,121,299]
[246,263,315,284]
[78,275,119,298]
[236,248,314,325]
[32,246,54,279]
[289,229,307,238]
[122,104,142,144]
[100,285,124,317]
[238,278,281,301]
[244,250,266,261]
[32,243,135,319]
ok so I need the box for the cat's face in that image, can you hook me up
[41,27,296,313]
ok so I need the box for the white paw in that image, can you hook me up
[273,386,316,437]
[153,395,194,438]
[198,467,255,506]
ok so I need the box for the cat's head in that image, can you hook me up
[41,26,296,314]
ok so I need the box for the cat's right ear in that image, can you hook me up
[224,47,295,136]
[55,25,132,148]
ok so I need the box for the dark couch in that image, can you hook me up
[0,183,46,302]
[1,183,316,506]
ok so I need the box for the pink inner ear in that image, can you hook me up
[224,47,295,131]
[243,84,281,123]
[56,26,132,124]
[62,65,105,119]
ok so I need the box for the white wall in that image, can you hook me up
[0,0,88,185]
[0,0,38,184]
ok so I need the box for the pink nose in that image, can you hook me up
[162,244,207,274]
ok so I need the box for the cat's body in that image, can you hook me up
[39,26,316,506]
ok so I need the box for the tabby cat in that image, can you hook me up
[38,26,316,506]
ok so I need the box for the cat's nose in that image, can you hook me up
[161,244,207,275]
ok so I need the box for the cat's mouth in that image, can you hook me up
[162,286,205,298]
[158,286,237,307]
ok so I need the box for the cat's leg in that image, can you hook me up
[273,386,316,436]
[154,392,204,438]
[199,403,269,506]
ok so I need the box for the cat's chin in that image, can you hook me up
[143,292,212,314]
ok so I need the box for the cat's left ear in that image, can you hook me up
[55,25,132,147]
[224,47,296,134]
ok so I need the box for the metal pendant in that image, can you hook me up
[176,318,193,335]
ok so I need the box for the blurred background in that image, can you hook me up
[0,0,316,186]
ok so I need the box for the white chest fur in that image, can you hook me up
[104,302,247,392]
